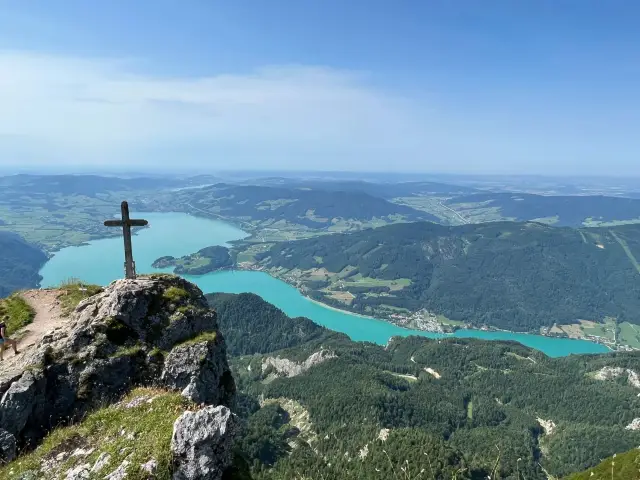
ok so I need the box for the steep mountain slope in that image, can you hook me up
[0,232,48,297]
[236,221,640,331]
[222,296,640,480]
[206,292,338,356]
[0,275,240,479]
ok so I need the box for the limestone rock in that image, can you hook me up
[161,337,235,405]
[0,275,234,463]
[0,370,44,436]
[171,405,239,480]
[261,349,336,378]
[0,428,16,464]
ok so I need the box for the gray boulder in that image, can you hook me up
[0,370,44,436]
[171,406,239,480]
[0,429,16,464]
[161,336,235,405]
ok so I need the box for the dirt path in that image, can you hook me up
[0,289,68,387]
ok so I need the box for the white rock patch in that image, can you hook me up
[537,418,557,436]
[626,418,640,430]
[262,350,337,378]
[424,367,441,379]
[359,444,369,460]
[377,428,390,442]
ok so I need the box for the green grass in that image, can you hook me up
[437,315,464,327]
[163,286,189,303]
[174,331,217,348]
[0,294,35,336]
[581,318,617,342]
[57,280,103,316]
[341,275,411,290]
[0,387,194,480]
[466,400,473,419]
[564,448,640,479]
[619,322,640,349]
[111,344,144,359]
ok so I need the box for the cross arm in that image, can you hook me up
[104,219,148,227]
[104,220,124,227]
[128,219,149,226]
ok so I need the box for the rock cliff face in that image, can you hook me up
[0,274,238,479]
[261,349,337,378]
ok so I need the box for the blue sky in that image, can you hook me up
[0,1,638,174]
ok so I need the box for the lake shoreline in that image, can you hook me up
[227,264,617,352]
[38,211,610,357]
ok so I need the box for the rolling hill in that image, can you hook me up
[234,221,640,332]
[445,192,640,227]
[149,183,438,240]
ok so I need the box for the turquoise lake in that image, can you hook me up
[39,212,609,357]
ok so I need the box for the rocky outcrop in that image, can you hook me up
[261,349,337,378]
[625,418,640,431]
[0,429,16,464]
[171,405,239,480]
[593,366,640,389]
[0,274,236,466]
[162,337,235,406]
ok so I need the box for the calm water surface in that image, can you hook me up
[40,212,609,357]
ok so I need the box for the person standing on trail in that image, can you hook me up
[0,320,19,360]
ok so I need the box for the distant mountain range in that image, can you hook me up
[156,183,439,231]
[446,192,640,227]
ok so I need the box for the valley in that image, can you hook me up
[210,292,640,480]
[224,220,640,351]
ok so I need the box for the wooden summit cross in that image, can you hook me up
[104,201,148,279]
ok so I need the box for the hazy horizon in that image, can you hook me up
[1,1,638,175]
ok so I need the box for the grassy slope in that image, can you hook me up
[0,388,194,480]
[565,448,640,480]
[56,281,104,316]
[0,294,35,335]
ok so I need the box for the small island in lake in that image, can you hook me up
[152,245,233,275]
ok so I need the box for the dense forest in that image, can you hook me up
[210,293,640,480]
[206,292,338,356]
[0,232,48,297]
[249,221,640,331]
[447,192,640,227]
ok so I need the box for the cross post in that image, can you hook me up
[104,201,148,279]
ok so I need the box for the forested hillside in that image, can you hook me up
[206,292,338,355]
[214,294,640,480]
[241,221,640,331]
[0,232,48,297]
[446,192,640,227]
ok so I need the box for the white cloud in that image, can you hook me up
[1,51,635,174]
[0,51,439,170]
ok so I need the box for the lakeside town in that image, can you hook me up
[238,261,638,352]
